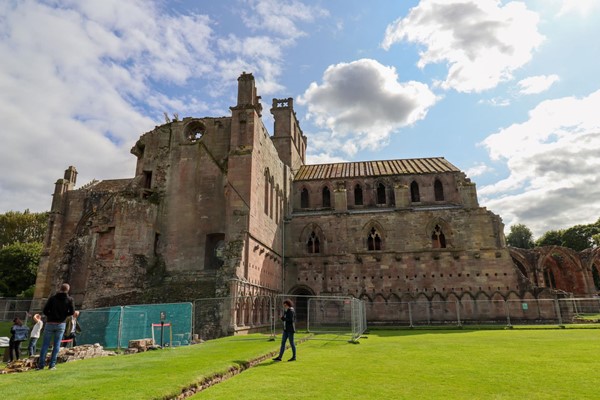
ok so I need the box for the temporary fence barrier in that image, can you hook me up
[273,294,367,341]
[0,298,32,322]
[77,302,193,349]
[365,297,600,327]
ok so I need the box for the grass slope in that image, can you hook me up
[0,329,598,400]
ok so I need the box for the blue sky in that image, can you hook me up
[1,0,599,238]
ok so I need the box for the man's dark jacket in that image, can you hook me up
[43,292,75,323]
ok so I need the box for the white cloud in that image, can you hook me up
[479,90,600,236]
[0,0,325,212]
[465,163,493,178]
[382,0,545,93]
[517,74,560,95]
[298,59,438,155]
[240,0,329,38]
[557,0,600,16]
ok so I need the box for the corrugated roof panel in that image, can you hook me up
[294,157,459,181]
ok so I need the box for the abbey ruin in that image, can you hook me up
[33,73,600,334]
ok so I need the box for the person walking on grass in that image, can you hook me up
[273,299,296,362]
[28,313,44,356]
[37,283,74,370]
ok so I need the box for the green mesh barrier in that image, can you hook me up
[77,303,193,349]
[120,303,193,348]
[78,307,122,349]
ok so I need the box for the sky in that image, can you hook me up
[1,0,599,238]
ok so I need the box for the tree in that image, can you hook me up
[506,224,534,249]
[0,210,48,248]
[535,230,563,247]
[0,241,42,297]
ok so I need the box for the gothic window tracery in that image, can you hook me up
[367,227,382,251]
[431,224,446,248]
[307,231,320,254]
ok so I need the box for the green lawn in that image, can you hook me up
[1,329,598,400]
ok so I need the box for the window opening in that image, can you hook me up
[410,181,420,202]
[377,183,386,204]
[367,227,381,251]
[354,184,363,205]
[434,179,444,201]
[301,188,309,208]
[322,186,331,208]
[307,231,320,254]
[431,225,446,248]
[544,268,556,289]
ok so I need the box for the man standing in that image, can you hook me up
[272,299,297,362]
[37,283,74,370]
[63,310,82,347]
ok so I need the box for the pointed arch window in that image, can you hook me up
[354,184,363,205]
[592,265,600,290]
[544,268,556,289]
[307,231,320,254]
[431,225,446,248]
[301,188,309,209]
[322,186,331,208]
[377,183,386,205]
[434,179,444,201]
[410,181,420,202]
[367,227,382,251]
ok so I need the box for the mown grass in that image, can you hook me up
[1,329,598,400]
[194,329,600,400]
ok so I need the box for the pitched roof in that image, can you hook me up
[294,158,460,181]
[87,179,133,192]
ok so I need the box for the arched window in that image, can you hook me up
[354,184,363,205]
[431,225,446,248]
[301,188,309,208]
[410,181,420,202]
[307,231,320,254]
[377,183,386,205]
[544,268,556,288]
[322,186,331,208]
[434,179,444,201]
[367,227,382,251]
[264,171,269,215]
[592,265,600,290]
[269,177,274,218]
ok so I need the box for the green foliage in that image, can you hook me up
[535,218,600,251]
[0,241,42,297]
[561,223,600,251]
[506,223,534,249]
[535,229,563,247]
[0,209,48,248]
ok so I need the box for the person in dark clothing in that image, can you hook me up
[273,299,297,362]
[9,317,29,362]
[36,283,75,370]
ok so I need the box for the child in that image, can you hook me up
[9,317,29,362]
[28,314,44,357]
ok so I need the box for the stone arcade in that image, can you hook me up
[33,73,600,335]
